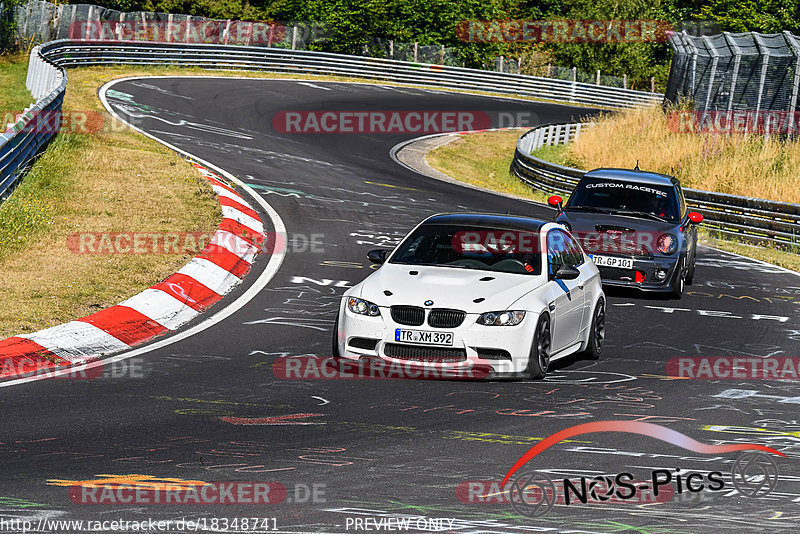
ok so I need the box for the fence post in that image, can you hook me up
[167,13,173,43]
[389,39,393,59]
[572,66,576,82]
[724,32,742,112]
[784,31,800,119]
[499,55,504,72]
[752,33,770,117]
[546,63,551,77]
[413,42,418,62]
[517,57,522,73]
[623,73,627,90]
[440,44,445,65]
[702,36,719,112]
[574,122,583,143]
[564,123,571,144]
[292,25,297,50]
[651,77,655,92]
[596,69,600,85]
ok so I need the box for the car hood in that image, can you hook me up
[559,211,678,234]
[356,264,545,313]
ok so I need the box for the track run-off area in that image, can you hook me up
[2,77,800,533]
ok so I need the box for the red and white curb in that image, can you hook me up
[0,162,265,379]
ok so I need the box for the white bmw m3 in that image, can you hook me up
[332,213,605,379]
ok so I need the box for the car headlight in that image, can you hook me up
[347,297,381,316]
[656,233,678,255]
[477,310,526,326]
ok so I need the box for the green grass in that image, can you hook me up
[0,52,35,111]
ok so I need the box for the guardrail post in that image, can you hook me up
[564,123,571,144]
[292,25,297,50]
[440,45,445,65]
[574,122,583,143]
[596,69,600,85]
[572,67,576,82]
[388,39,393,59]
[413,42,418,63]
[623,73,627,90]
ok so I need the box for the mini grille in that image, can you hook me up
[427,309,466,328]
[384,343,467,363]
[391,306,425,326]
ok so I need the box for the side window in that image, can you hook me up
[676,185,687,218]
[566,234,585,266]
[547,230,570,278]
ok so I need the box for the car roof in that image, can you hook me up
[423,213,547,233]
[583,167,677,187]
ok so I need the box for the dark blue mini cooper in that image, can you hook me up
[548,168,703,299]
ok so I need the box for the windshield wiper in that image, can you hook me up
[611,210,668,222]
[565,206,615,214]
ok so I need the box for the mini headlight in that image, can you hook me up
[477,310,525,326]
[656,233,678,255]
[347,297,381,316]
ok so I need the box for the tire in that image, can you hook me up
[581,298,605,360]
[685,249,696,286]
[526,314,551,380]
[669,258,685,300]
[331,310,341,358]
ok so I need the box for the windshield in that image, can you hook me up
[390,223,542,275]
[566,177,679,222]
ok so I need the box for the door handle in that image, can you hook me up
[548,302,556,311]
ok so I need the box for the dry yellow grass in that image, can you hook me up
[569,106,800,204]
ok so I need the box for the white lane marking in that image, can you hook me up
[20,321,129,362]
[312,396,329,406]
[297,81,331,91]
[0,76,288,388]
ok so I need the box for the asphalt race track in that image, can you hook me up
[2,78,800,533]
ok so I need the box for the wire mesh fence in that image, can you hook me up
[10,0,328,50]
[666,30,800,113]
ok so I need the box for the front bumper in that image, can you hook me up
[595,254,681,292]
[336,302,538,376]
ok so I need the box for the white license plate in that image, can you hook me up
[395,329,453,346]
[591,255,634,269]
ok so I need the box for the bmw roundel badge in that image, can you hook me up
[424,300,434,306]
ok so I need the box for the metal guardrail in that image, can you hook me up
[0,39,667,201]
[0,44,66,199]
[36,40,662,109]
[511,123,800,249]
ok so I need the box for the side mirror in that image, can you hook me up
[547,195,563,211]
[367,249,388,264]
[553,264,580,281]
[688,212,703,224]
